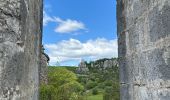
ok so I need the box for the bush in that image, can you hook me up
[103,86,120,100]
[104,80,113,86]
[98,83,105,89]
[92,88,98,95]
[77,75,88,85]
[40,84,57,100]
[40,67,84,100]
[86,81,97,90]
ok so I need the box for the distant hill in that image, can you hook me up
[49,66,77,73]
[45,58,120,100]
[76,58,118,74]
[76,58,120,100]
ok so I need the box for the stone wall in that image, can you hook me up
[40,46,49,85]
[117,0,170,100]
[0,0,42,99]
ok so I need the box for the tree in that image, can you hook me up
[92,88,98,95]
[40,67,84,100]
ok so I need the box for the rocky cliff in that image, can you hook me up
[89,58,118,70]
[0,0,42,99]
[40,45,49,85]
[117,0,170,100]
[77,58,118,74]
[77,60,89,74]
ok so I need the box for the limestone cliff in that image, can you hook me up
[77,60,89,74]
[117,0,170,99]
[0,0,42,99]
[77,58,118,74]
[89,58,118,71]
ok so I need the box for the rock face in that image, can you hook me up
[77,58,118,74]
[40,46,49,84]
[0,0,42,99]
[117,0,170,100]
[77,60,89,74]
[90,58,118,71]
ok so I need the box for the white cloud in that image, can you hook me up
[43,11,54,26]
[45,38,118,65]
[43,11,86,33]
[54,18,86,33]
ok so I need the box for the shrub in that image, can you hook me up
[98,83,105,89]
[92,88,98,95]
[103,86,120,100]
[86,81,97,90]
[40,84,57,100]
[104,80,113,86]
[40,67,84,100]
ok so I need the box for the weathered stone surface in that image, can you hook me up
[117,0,170,100]
[77,58,118,74]
[91,58,118,71]
[40,46,49,85]
[0,0,42,99]
[77,60,89,74]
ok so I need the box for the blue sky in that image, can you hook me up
[43,0,118,66]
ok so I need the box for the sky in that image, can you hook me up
[43,0,118,66]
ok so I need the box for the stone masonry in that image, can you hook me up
[117,0,170,100]
[1,0,170,100]
[0,0,42,99]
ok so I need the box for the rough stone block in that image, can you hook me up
[0,0,42,99]
[117,0,170,99]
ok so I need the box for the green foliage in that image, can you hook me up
[86,94,103,100]
[103,83,120,100]
[77,75,88,85]
[49,66,77,73]
[104,80,113,86]
[92,88,99,95]
[86,81,98,90]
[40,84,57,100]
[41,58,120,100]
[98,83,105,89]
[80,58,120,100]
[40,67,84,100]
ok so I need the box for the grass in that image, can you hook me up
[86,94,103,100]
